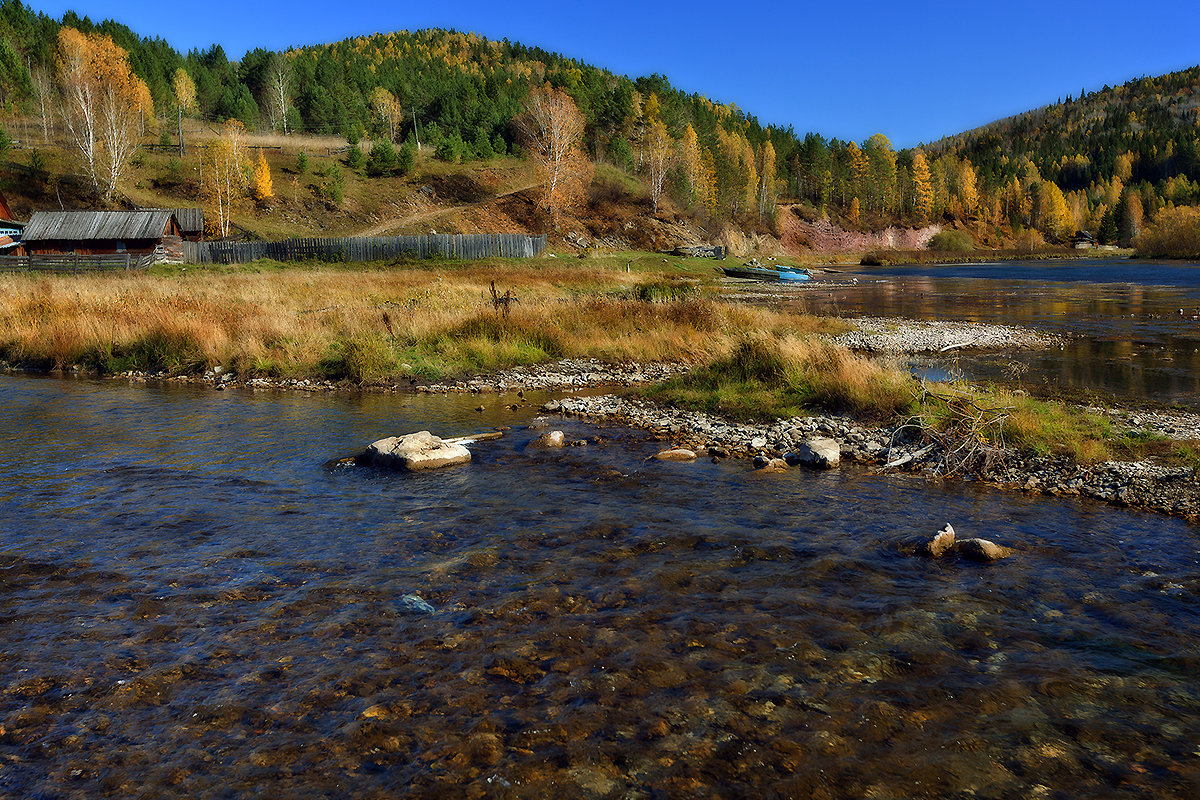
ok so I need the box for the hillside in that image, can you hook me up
[930,66,1200,194]
[1,1,1198,256]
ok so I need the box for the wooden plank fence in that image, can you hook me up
[0,253,156,273]
[183,233,547,265]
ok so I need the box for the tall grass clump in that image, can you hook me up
[647,335,918,422]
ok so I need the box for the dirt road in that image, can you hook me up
[354,182,539,236]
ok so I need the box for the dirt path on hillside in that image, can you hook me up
[354,182,540,236]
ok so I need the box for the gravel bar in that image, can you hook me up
[829,317,1065,353]
[544,394,1200,521]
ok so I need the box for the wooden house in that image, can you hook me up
[21,210,182,259]
[144,207,204,242]
[0,189,14,223]
[1071,230,1097,250]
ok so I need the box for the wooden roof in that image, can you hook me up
[144,207,203,234]
[23,210,178,242]
[0,190,13,222]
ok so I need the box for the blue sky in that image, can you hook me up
[33,0,1200,147]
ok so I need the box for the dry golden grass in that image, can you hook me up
[0,260,835,383]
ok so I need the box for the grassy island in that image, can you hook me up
[1,253,1196,469]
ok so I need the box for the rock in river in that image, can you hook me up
[362,431,471,471]
[923,523,956,557]
[955,538,1014,562]
[529,430,566,449]
[788,437,841,469]
[656,447,697,461]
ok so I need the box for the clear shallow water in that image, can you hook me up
[791,259,1200,409]
[1,375,1199,798]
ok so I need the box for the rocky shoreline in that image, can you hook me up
[541,394,1200,522]
[415,358,689,393]
[6,313,1198,521]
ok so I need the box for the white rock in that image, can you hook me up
[790,437,841,469]
[365,431,472,471]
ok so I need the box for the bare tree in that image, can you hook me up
[57,27,149,201]
[30,63,54,143]
[264,53,292,134]
[514,87,591,225]
[646,119,674,214]
[57,28,100,189]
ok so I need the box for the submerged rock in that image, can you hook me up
[400,594,436,614]
[790,437,841,469]
[363,431,471,471]
[956,538,1014,562]
[656,447,697,461]
[755,457,788,473]
[923,523,956,557]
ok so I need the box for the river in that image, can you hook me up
[1,373,1198,798]
[785,258,1200,409]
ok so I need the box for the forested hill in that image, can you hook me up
[928,66,1200,206]
[2,0,1199,247]
[0,1,799,188]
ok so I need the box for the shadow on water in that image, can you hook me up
[790,258,1200,409]
[0,375,1199,797]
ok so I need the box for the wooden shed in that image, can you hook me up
[144,207,204,242]
[22,210,182,259]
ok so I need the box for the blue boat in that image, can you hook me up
[721,263,811,282]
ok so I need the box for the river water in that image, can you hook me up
[786,258,1200,409]
[1,375,1198,798]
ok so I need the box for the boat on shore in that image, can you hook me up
[721,262,811,282]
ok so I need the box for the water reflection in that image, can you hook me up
[0,375,1198,797]
[782,259,1200,408]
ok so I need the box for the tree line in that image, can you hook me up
[2,0,1199,242]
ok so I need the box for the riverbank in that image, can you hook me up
[860,248,1134,266]
[0,256,831,383]
[542,393,1200,521]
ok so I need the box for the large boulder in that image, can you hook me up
[363,431,471,471]
[788,437,841,469]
